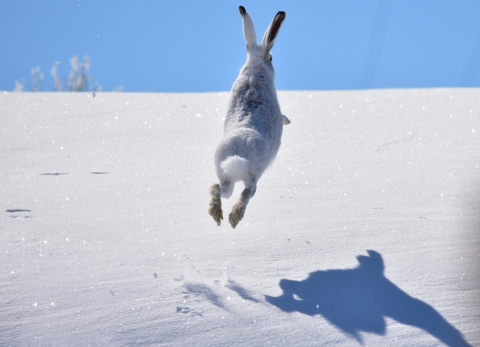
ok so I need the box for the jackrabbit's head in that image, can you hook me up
[239,6,286,65]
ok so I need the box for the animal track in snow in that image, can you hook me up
[222,264,262,304]
[7,209,33,218]
[176,258,262,316]
[176,306,203,317]
[40,172,68,176]
[175,258,228,314]
[183,282,225,309]
[225,279,260,303]
[377,136,415,152]
[173,274,185,282]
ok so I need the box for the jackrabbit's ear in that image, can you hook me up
[239,6,257,49]
[261,11,286,55]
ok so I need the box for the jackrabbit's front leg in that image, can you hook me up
[229,188,252,229]
[208,184,223,226]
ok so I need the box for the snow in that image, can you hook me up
[1,89,479,346]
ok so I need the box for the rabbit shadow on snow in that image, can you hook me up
[265,250,472,347]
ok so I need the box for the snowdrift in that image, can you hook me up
[1,89,479,346]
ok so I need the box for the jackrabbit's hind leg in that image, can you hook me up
[208,183,223,226]
[229,188,252,229]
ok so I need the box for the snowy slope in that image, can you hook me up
[1,89,479,346]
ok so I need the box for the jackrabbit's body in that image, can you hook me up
[209,6,288,228]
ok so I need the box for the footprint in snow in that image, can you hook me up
[176,306,203,317]
[225,279,260,303]
[182,282,224,308]
[7,209,33,218]
[377,136,415,152]
[222,263,261,303]
[173,274,185,282]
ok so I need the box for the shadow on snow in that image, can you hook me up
[265,250,471,346]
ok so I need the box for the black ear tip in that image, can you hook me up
[239,6,246,15]
[277,11,286,20]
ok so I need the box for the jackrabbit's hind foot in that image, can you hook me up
[209,203,223,226]
[209,184,223,226]
[229,188,252,229]
[229,202,246,229]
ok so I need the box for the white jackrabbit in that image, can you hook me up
[208,6,290,229]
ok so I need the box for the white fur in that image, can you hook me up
[220,155,249,180]
[209,6,288,228]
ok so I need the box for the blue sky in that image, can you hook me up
[2,1,480,92]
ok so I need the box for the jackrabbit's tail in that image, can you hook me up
[220,155,249,180]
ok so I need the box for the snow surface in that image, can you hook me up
[1,89,479,346]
